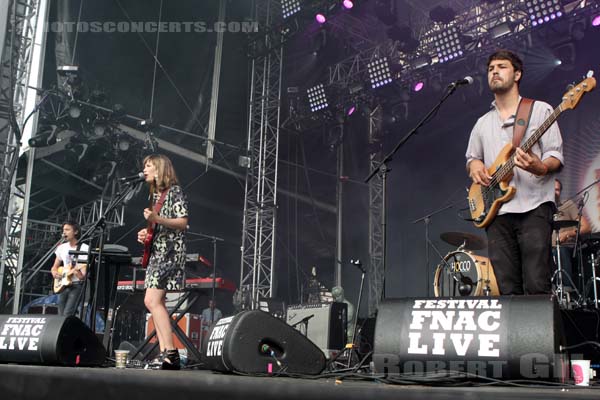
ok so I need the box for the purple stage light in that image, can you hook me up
[342,0,354,9]
[593,15,600,27]
[413,81,424,92]
[316,13,326,24]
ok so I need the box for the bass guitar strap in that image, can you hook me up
[512,97,535,148]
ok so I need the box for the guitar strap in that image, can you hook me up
[512,97,535,148]
[151,188,170,230]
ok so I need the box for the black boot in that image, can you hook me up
[161,349,180,370]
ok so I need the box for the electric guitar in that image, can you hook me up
[53,262,86,294]
[141,226,154,268]
[141,189,169,268]
[468,73,596,228]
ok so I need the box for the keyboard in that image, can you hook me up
[116,277,237,293]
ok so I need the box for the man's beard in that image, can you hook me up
[489,79,514,94]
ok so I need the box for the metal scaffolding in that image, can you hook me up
[239,0,284,308]
[367,105,384,316]
[0,0,44,305]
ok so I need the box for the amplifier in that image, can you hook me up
[286,303,347,357]
[145,313,202,350]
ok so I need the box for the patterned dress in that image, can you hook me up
[144,185,188,291]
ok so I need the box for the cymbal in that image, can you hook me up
[440,231,487,250]
[551,220,578,230]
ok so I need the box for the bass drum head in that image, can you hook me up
[434,251,493,297]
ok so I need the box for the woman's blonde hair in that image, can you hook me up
[143,154,179,193]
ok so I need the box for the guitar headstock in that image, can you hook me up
[560,72,596,110]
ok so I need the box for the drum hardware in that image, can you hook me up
[551,218,582,308]
[588,252,599,309]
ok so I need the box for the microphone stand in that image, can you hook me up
[187,231,224,325]
[364,84,463,301]
[76,181,140,334]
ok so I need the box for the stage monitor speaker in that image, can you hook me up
[205,310,326,375]
[0,315,106,366]
[373,295,568,381]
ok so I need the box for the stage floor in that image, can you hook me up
[1,364,599,400]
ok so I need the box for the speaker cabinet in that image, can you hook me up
[0,315,106,366]
[373,296,568,381]
[286,303,347,357]
[205,310,326,375]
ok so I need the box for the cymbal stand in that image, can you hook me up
[412,203,453,296]
[551,225,580,308]
[425,237,469,297]
[571,192,588,306]
[590,252,599,309]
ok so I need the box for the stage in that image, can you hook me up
[0,363,598,400]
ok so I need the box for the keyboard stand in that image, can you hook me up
[130,290,204,364]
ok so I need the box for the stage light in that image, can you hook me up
[429,5,456,24]
[555,59,562,66]
[68,103,81,119]
[367,57,392,89]
[342,0,354,10]
[489,22,512,39]
[592,15,600,27]
[413,81,424,92]
[117,137,131,151]
[526,0,563,27]
[92,119,110,138]
[28,125,59,147]
[432,25,463,63]
[315,13,327,24]
[307,84,328,112]
[282,0,301,19]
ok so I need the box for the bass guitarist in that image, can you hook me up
[465,49,564,295]
[51,221,89,316]
[136,154,188,370]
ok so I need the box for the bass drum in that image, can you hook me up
[433,251,500,297]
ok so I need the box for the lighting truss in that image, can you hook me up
[526,0,563,27]
[307,83,329,111]
[282,0,301,19]
[367,57,392,88]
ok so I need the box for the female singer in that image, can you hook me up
[137,154,188,370]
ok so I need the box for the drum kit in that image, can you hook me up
[433,222,600,310]
[551,219,600,309]
[434,231,499,297]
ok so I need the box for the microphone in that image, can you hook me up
[119,172,145,183]
[448,76,474,88]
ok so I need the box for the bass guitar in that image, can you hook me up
[468,73,596,228]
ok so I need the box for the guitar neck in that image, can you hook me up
[494,104,563,181]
